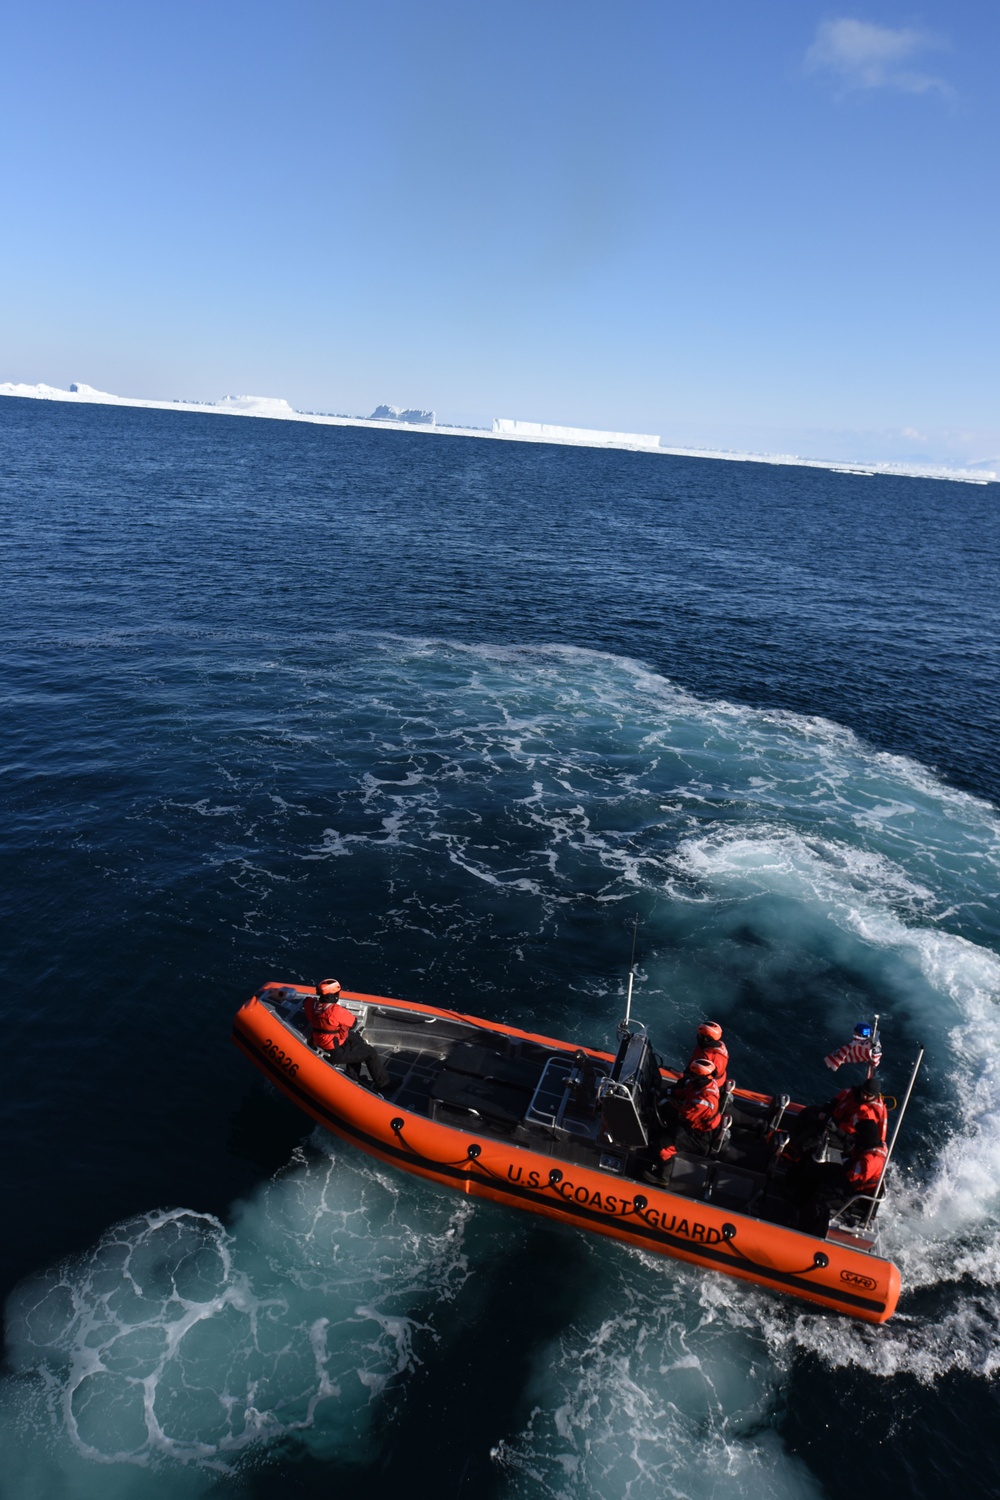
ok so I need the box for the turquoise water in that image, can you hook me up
[1,398,998,1498]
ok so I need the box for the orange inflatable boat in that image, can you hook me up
[233,984,901,1323]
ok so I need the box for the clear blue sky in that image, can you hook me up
[2,0,997,465]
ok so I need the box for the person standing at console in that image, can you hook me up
[305,979,390,1092]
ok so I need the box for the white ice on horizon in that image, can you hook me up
[369,403,436,425]
[492,416,661,451]
[0,379,996,483]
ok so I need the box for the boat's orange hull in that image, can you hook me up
[233,986,900,1323]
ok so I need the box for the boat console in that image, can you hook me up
[598,1025,661,1150]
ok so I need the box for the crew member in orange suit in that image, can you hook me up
[830,1077,888,1144]
[649,1058,727,1178]
[796,1120,887,1235]
[688,1021,728,1085]
[305,979,390,1091]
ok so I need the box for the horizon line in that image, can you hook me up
[1,379,996,486]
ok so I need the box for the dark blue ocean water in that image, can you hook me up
[1,396,998,1500]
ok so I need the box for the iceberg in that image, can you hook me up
[1,380,995,482]
[0,382,301,421]
[369,404,435,425]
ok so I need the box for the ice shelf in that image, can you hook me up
[492,418,660,451]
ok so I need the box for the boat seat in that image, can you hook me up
[720,1135,770,1171]
[710,1168,758,1208]
[668,1157,714,1197]
[430,1068,531,1128]
[754,1190,797,1227]
[444,1042,542,1092]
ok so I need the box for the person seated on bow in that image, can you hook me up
[304,979,390,1093]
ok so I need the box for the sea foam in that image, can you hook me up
[3,642,999,1496]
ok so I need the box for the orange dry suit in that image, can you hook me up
[304,995,356,1051]
[688,1038,728,1086]
[678,1075,724,1135]
[796,1138,888,1236]
[830,1086,888,1144]
[845,1142,888,1194]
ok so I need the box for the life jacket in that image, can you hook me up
[845,1143,887,1193]
[688,1039,728,1086]
[304,996,355,1050]
[678,1076,723,1134]
[831,1087,888,1142]
[857,1097,888,1143]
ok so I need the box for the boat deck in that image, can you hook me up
[261,989,876,1248]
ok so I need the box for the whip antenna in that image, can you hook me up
[623,913,639,1032]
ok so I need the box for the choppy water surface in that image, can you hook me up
[1,398,998,1499]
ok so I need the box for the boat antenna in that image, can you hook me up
[862,1045,924,1231]
[622,913,639,1034]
